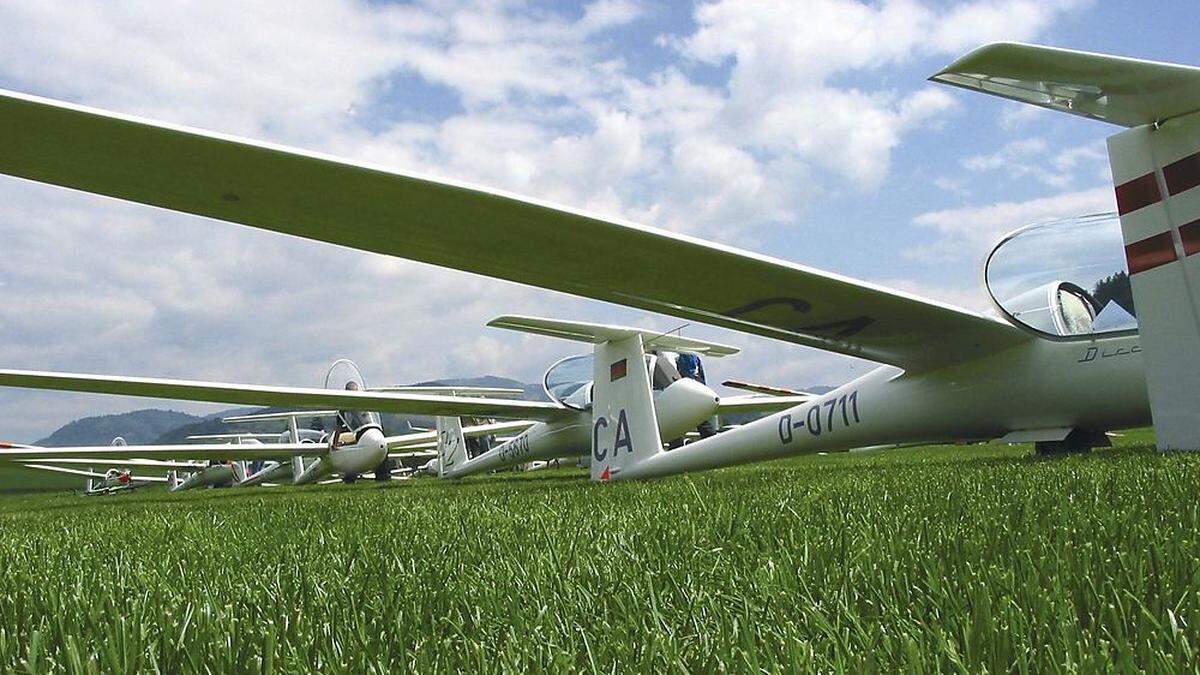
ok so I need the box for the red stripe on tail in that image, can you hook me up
[1126,231,1178,274]
[1164,152,1200,196]
[1115,172,1163,215]
[1180,219,1200,257]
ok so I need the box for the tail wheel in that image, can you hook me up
[342,473,359,484]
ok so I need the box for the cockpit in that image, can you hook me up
[324,359,382,443]
[986,213,1138,338]
[542,350,707,410]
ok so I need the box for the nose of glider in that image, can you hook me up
[654,377,720,441]
[361,427,388,463]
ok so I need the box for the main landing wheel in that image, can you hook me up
[373,459,394,482]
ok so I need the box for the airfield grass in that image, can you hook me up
[0,430,1197,672]
[0,464,81,493]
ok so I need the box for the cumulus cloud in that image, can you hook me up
[677,0,1086,186]
[905,186,1116,262]
[961,137,1109,188]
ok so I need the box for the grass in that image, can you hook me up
[0,430,1197,672]
[0,464,82,493]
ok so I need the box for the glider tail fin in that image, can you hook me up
[1106,116,1200,449]
[589,333,664,481]
[435,416,467,478]
[230,461,247,484]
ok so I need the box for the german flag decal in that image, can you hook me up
[610,358,627,381]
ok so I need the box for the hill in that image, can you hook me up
[407,375,548,401]
[35,409,204,447]
[153,376,546,442]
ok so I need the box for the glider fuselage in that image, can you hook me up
[293,427,388,484]
[172,463,238,491]
[616,332,1149,479]
[443,415,589,478]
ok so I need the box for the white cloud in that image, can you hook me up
[577,0,643,34]
[905,186,1116,261]
[926,0,1088,53]
[675,0,1083,188]
[870,277,990,313]
[962,137,1108,188]
[933,176,971,196]
[998,102,1054,130]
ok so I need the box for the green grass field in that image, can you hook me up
[1,430,1198,672]
[0,464,83,493]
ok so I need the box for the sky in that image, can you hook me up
[0,0,1196,441]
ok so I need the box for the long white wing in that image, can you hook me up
[12,457,205,469]
[0,370,573,422]
[0,89,1026,370]
[22,463,171,483]
[0,442,321,462]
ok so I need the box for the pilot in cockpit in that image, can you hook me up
[673,351,717,439]
[334,381,367,447]
[676,352,706,384]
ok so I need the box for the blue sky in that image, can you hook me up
[0,0,1195,440]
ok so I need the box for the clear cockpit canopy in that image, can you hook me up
[544,355,593,410]
[985,213,1138,338]
[324,359,381,431]
[543,350,700,410]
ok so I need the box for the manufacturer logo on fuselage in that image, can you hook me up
[1077,344,1141,363]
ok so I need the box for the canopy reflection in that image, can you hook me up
[986,213,1137,337]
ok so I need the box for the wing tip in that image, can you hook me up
[929,41,1025,80]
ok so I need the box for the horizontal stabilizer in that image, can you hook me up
[389,447,437,458]
[488,315,739,356]
[721,379,813,397]
[931,42,1200,127]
